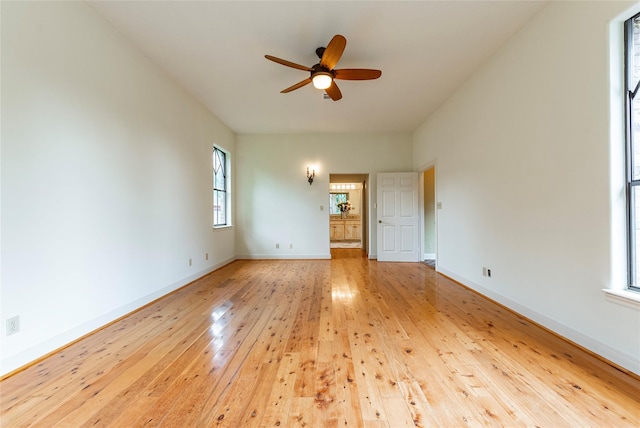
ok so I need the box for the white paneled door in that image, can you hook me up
[376,172,420,262]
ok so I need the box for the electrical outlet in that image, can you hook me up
[276,243,280,249]
[289,243,293,249]
[189,258,192,267]
[205,253,209,261]
[320,205,324,211]
[6,316,19,336]
[482,267,487,276]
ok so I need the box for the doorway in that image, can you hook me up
[329,174,368,256]
[422,167,437,266]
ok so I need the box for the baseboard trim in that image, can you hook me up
[423,253,436,260]
[0,258,236,379]
[236,254,331,260]
[437,267,640,377]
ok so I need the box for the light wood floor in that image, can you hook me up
[2,249,639,427]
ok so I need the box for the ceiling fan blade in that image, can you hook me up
[265,55,312,72]
[320,34,346,70]
[325,81,342,101]
[334,68,382,80]
[281,78,312,93]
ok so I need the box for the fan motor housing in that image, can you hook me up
[310,63,334,79]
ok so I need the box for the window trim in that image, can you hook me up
[625,13,640,291]
[603,288,640,309]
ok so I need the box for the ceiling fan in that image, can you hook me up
[265,34,382,101]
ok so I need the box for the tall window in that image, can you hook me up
[625,13,640,290]
[213,146,228,227]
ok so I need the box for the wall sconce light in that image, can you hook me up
[307,167,315,185]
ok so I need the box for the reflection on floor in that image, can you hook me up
[330,241,361,249]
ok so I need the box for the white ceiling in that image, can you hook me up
[88,1,547,135]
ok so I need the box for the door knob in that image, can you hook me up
[378,220,382,223]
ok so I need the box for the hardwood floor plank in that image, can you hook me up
[202,361,278,427]
[2,252,639,427]
[287,397,315,427]
[311,362,339,427]
[259,352,300,428]
[396,380,443,428]
[333,354,364,427]
[382,395,419,427]
[347,323,389,423]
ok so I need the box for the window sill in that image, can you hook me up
[213,225,233,230]
[602,288,640,310]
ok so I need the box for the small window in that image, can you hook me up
[213,146,229,227]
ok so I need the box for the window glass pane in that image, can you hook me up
[632,95,640,180]
[632,185,640,287]
[631,16,640,91]
[214,150,226,190]
[214,168,225,190]
[214,190,226,226]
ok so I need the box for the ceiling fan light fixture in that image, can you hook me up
[312,72,333,90]
[265,35,381,101]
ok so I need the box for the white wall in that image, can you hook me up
[1,1,236,375]
[235,133,412,259]
[413,1,640,375]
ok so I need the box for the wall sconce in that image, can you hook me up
[307,167,315,185]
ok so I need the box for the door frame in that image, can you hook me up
[418,163,438,268]
[328,173,370,257]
